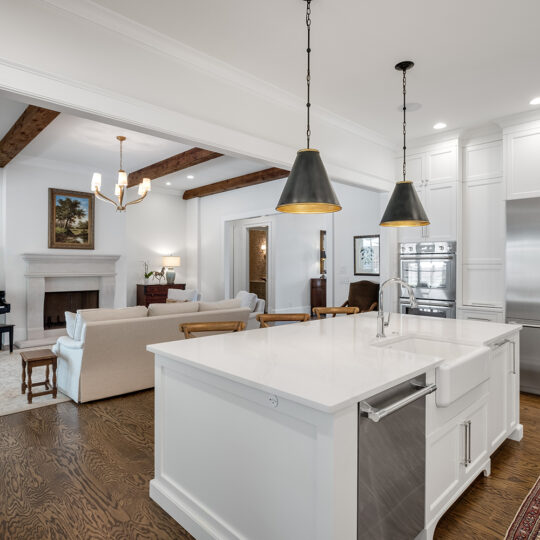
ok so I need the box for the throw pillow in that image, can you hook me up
[74,306,148,341]
[65,311,76,339]
[235,290,258,312]
[168,288,198,302]
[198,299,242,312]
[148,302,199,316]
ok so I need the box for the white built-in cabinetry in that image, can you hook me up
[397,143,458,243]
[425,333,520,536]
[458,138,505,320]
[505,122,540,199]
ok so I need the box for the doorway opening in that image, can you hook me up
[248,228,268,308]
[226,216,274,313]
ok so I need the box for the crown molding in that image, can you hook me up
[41,0,394,150]
[495,108,540,130]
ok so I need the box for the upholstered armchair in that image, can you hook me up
[341,280,379,313]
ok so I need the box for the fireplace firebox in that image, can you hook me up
[43,290,99,329]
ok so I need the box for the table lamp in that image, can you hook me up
[162,256,181,285]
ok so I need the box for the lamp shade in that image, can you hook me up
[276,149,341,214]
[380,181,430,227]
[162,256,181,267]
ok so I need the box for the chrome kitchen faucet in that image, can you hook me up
[377,278,418,338]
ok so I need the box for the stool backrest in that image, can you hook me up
[179,321,246,339]
[256,313,310,328]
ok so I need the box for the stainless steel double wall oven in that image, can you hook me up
[399,242,457,319]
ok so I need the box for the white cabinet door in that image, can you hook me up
[428,146,458,184]
[461,400,489,482]
[506,127,540,199]
[425,181,457,241]
[462,265,504,309]
[426,421,461,523]
[462,177,504,264]
[488,342,508,453]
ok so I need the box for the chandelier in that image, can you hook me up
[90,136,151,211]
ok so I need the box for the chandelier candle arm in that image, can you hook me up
[90,136,151,212]
[276,0,341,214]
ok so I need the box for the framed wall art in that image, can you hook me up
[48,188,95,249]
[354,235,380,276]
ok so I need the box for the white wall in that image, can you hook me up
[125,189,187,306]
[193,178,391,313]
[332,183,385,305]
[0,157,185,341]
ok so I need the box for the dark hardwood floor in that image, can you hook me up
[0,389,537,539]
[0,390,192,539]
[435,392,540,539]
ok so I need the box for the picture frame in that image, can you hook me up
[354,235,380,276]
[48,188,95,250]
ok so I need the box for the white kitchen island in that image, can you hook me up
[147,312,521,540]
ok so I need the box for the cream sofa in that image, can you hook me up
[52,301,250,403]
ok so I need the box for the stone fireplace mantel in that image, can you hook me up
[21,253,120,344]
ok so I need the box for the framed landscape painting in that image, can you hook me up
[48,188,95,249]
[354,235,380,276]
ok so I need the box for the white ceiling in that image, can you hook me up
[90,0,540,141]
[0,95,269,192]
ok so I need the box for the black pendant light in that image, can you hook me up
[380,61,430,227]
[276,0,341,214]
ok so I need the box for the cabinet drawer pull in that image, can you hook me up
[468,317,491,321]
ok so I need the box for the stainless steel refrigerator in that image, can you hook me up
[506,198,540,395]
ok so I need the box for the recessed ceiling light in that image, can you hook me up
[187,175,194,179]
[433,122,447,130]
[166,182,171,186]
[530,97,540,105]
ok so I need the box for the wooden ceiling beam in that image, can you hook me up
[182,167,289,200]
[127,147,223,187]
[0,105,60,167]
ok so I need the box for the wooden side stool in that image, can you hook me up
[20,349,58,404]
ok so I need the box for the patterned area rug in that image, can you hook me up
[506,476,540,539]
[0,347,70,417]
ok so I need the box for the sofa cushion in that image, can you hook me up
[168,288,199,302]
[74,306,148,341]
[235,290,258,312]
[148,301,199,317]
[199,299,242,312]
[65,311,76,339]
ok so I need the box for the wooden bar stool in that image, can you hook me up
[256,313,310,328]
[20,349,58,404]
[313,306,360,319]
[180,321,246,339]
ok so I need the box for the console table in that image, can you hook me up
[136,284,186,307]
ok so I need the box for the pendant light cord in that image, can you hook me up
[119,138,123,171]
[306,0,311,149]
[402,67,407,182]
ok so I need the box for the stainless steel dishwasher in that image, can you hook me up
[357,375,436,540]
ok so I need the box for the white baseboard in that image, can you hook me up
[150,478,240,540]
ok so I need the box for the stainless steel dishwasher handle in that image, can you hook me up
[359,383,437,423]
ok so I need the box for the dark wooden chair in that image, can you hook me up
[313,306,360,319]
[341,280,379,313]
[256,313,310,328]
[179,321,245,339]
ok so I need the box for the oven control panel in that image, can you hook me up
[400,242,456,255]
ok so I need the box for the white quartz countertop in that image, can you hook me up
[147,312,521,413]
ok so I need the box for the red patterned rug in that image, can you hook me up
[506,476,540,539]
